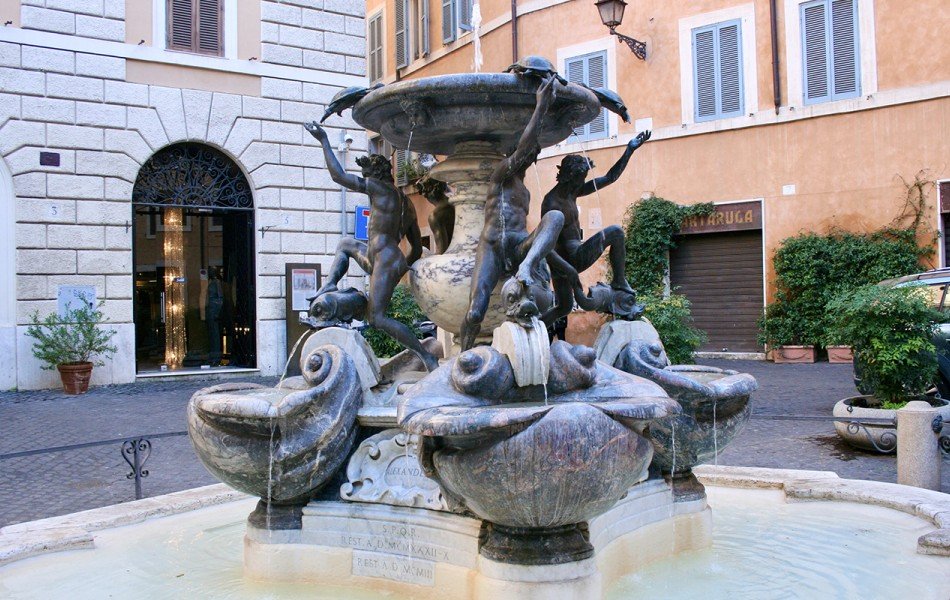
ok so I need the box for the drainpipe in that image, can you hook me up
[336,129,351,238]
[769,0,781,114]
[511,0,518,63]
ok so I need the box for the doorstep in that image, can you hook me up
[136,367,261,382]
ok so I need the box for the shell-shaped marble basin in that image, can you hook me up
[352,73,601,156]
[397,343,680,529]
[614,340,758,475]
[187,345,362,504]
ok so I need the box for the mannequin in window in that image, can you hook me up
[206,267,225,366]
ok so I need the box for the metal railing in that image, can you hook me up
[0,431,188,500]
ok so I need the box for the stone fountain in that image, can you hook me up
[184,60,758,597]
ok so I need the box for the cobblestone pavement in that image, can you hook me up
[1,362,948,527]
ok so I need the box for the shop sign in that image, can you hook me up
[680,201,762,234]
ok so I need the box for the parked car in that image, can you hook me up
[853,268,950,397]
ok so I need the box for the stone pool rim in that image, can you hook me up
[1,465,948,569]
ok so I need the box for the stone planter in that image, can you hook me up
[771,345,816,363]
[826,345,854,363]
[833,395,950,453]
[57,362,93,395]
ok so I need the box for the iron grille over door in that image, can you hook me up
[167,0,223,56]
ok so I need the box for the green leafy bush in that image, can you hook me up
[759,229,929,347]
[26,301,117,369]
[362,285,428,358]
[621,196,714,294]
[826,284,940,407]
[640,292,707,365]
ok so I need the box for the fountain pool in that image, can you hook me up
[2,474,947,599]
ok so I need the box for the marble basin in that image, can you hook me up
[398,341,680,564]
[352,73,601,156]
[187,345,362,506]
[614,339,757,479]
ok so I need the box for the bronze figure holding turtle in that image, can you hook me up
[541,130,652,324]
[305,121,439,372]
[459,75,569,350]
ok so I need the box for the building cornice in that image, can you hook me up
[0,27,366,89]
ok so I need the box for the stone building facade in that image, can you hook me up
[0,0,368,389]
[364,0,949,352]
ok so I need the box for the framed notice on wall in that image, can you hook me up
[284,263,322,378]
[290,268,319,311]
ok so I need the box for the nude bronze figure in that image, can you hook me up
[415,174,454,255]
[305,122,439,371]
[459,75,567,350]
[540,130,652,324]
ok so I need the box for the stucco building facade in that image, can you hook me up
[364,0,949,351]
[0,0,368,389]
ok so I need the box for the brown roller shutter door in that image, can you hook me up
[669,230,764,352]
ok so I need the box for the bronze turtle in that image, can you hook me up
[588,86,631,123]
[504,55,568,86]
[320,83,383,123]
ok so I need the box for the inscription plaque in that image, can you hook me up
[352,550,436,585]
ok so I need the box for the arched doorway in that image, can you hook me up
[131,143,256,373]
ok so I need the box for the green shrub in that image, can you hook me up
[621,196,714,294]
[640,292,707,365]
[25,300,117,369]
[826,284,940,407]
[760,229,929,348]
[362,285,428,358]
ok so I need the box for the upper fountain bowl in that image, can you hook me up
[352,73,602,156]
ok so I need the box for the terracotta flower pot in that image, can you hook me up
[57,362,93,395]
[826,345,854,364]
[771,345,816,363]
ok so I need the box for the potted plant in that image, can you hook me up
[826,283,950,452]
[758,303,816,363]
[25,300,117,394]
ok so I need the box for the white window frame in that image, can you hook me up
[367,9,385,83]
[557,37,618,141]
[784,0,877,109]
[678,4,758,126]
[154,0,238,59]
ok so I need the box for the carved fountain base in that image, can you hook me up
[243,477,711,597]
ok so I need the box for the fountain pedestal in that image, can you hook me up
[409,141,506,339]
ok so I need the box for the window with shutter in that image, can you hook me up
[418,0,430,58]
[801,0,859,104]
[395,0,409,68]
[458,0,473,32]
[394,149,410,186]
[564,51,609,142]
[442,0,456,43]
[167,0,223,56]
[691,20,744,122]
[368,13,383,83]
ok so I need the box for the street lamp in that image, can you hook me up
[594,0,647,60]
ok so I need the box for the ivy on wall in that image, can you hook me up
[621,196,715,363]
[621,196,715,294]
